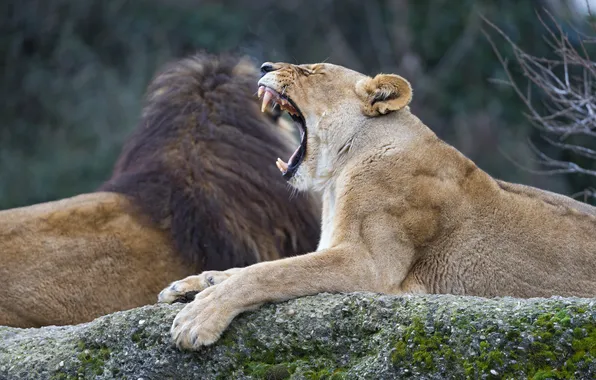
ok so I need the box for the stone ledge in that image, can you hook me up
[0,293,594,379]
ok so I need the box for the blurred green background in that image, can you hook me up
[1,0,595,210]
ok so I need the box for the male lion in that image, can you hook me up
[159,61,596,351]
[0,55,320,328]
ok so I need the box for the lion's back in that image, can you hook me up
[0,192,191,327]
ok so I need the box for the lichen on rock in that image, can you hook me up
[0,293,594,379]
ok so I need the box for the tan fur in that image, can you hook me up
[0,55,321,328]
[160,62,596,351]
[0,192,191,327]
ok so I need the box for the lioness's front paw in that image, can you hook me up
[170,285,239,350]
[158,270,235,304]
[158,275,204,304]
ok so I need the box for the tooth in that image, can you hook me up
[261,91,272,113]
[276,158,288,172]
[258,86,264,98]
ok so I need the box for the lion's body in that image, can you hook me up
[160,61,596,350]
[0,192,189,326]
[0,54,320,328]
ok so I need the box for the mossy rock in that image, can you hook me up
[0,293,594,379]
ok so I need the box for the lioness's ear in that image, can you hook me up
[355,74,412,117]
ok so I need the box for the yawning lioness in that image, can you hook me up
[159,61,596,351]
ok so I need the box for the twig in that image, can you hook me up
[483,10,596,184]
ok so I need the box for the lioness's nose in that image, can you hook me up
[260,62,277,75]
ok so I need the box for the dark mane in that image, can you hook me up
[99,53,320,271]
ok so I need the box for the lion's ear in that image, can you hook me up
[355,74,412,117]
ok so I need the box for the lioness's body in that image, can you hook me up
[161,61,596,351]
[0,55,320,328]
[317,122,596,298]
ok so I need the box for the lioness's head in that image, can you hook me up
[257,62,412,191]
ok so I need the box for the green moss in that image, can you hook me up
[131,329,148,349]
[388,305,595,379]
[390,341,407,364]
[244,362,282,379]
[129,326,163,350]
[391,317,459,372]
[51,341,112,380]
[77,345,111,377]
[532,369,559,380]
[230,329,346,379]
[303,368,346,380]
[263,364,291,380]
[242,359,345,380]
[571,324,596,355]
[49,373,71,380]
[218,330,238,348]
[520,308,593,378]
[574,306,587,314]
[568,322,596,372]
[505,307,595,379]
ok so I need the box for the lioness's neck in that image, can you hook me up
[317,184,337,251]
[319,110,434,189]
[312,110,436,249]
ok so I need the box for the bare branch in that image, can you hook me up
[540,134,596,159]
[571,187,596,201]
[483,10,596,186]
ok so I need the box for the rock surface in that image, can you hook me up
[0,293,595,379]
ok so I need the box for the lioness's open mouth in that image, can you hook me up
[258,85,306,180]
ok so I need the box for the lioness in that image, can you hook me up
[0,55,320,328]
[159,61,596,351]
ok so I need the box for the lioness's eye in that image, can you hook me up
[310,65,324,75]
[298,67,313,76]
